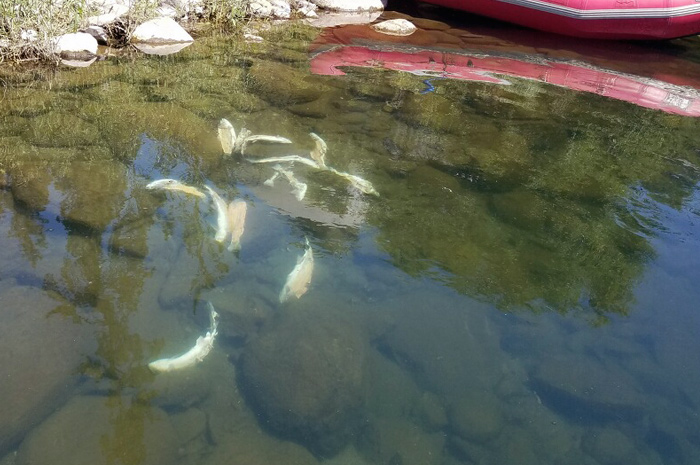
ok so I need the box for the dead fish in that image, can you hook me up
[218,118,236,155]
[328,168,379,196]
[240,134,293,157]
[273,164,308,201]
[263,172,281,187]
[205,185,229,243]
[233,127,252,155]
[279,238,314,303]
[227,199,247,252]
[309,133,328,169]
[146,179,206,199]
[246,155,321,169]
[149,303,219,373]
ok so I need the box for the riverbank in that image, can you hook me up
[0,0,388,64]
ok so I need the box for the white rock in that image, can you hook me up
[131,17,194,43]
[86,3,128,25]
[244,33,265,43]
[250,0,274,17]
[290,0,319,16]
[270,0,291,18]
[162,0,200,11]
[54,32,98,56]
[308,0,386,11]
[20,29,38,42]
[371,18,417,36]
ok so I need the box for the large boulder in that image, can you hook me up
[240,305,370,456]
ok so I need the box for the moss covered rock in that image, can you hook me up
[240,305,369,456]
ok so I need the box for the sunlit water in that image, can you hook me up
[1,11,700,465]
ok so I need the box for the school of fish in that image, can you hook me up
[145,119,379,372]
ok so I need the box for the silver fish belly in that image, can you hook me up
[246,155,321,169]
[205,185,230,243]
[148,303,219,373]
[146,179,206,198]
[279,238,314,303]
[328,168,379,196]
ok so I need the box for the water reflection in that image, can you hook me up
[0,14,699,465]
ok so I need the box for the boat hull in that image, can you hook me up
[422,0,700,39]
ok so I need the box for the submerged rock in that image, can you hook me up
[15,396,179,465]
[448,391,504,443]
[0,286,91,457]
[240,305,369,456]
[247,60,328,106]
[530,356,646,423]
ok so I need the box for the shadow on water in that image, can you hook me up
[0,10,700,465]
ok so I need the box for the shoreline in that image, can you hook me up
[0,0,389,65]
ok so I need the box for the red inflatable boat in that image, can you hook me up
[309,23,700,116]
[421,0,700,39]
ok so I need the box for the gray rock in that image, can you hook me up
[247,60,328,106]
[240,305,370,455]
[82,26,109,45]
[170,408,207,444]
[582,427,637,465]
[54,160,128,232]
[413,392,447,432]
[15,396,179,465]
[0,286,91,456]
[360,417,446,465]
[131,17,194,44]
[377,292,504,396]
[530,356,646,423]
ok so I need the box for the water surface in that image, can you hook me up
[1,12,700,465]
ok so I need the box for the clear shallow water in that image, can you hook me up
[1,12,700,465]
